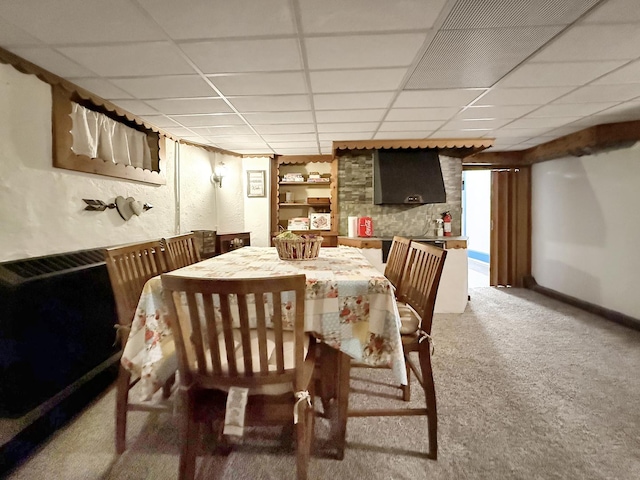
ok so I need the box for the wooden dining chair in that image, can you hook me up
[162,274,316,480]
[103,239,175,454]
[384,235,412,292]
[161,233,201,270]
[338,241,446,460]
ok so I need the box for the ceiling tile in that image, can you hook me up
[532,25,640,62]
[590,101,640,122]
[374,131,430,140]
[319,132,375,141]
[58,42,194,77]
[582,0,640,23]
[165,126,206,137]
[428,130,486,139]
[475,86,575,105]
[309,68,407,93]
[273,147,321,155]
[592,60,640,85]
[552,84,640,104]
[499,61,625,87]
[299,0,446,33]
[378,121,444,132]
[252,124,316,134]
[317,123,380,133]
[268,141,319,149]
[315,109,386,123]
[146,98,232,115]
[385,107,460,121]
[305,34,426,70]
[406,26,564,89]
[180,38,302,73]
[502,116,580,129]
[0,0,164,44]
[526,103,617,118]
[313,92,394,110]
[110,75,214,99]
[189,125,255,136]
[169,114,247,127]
[0,17,40,45]
[209,72,307,96]
[243,111,315,124]
[487,127,554,138]
[261,133,318,143]
[228,95,310,112]
[443,118,512,130]
[8,47,95,77]
[140,115,181,128]
[110,99,159,116]
[67,78,133,99]
[138,0,295,39]
[394,89,486,108]
[442,0,599,28]
[456,105,539,119]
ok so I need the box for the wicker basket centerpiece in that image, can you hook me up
[273,232,323,261]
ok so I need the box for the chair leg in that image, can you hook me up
[115,365,131,454]
[179,393,199,480]
[296,399,313,480]
[402,355,411,401]
[162,372,176,398]
[418,342,437,460]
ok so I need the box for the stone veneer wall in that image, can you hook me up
[338,152,462,237]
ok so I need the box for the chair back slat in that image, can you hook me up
[384,236,412,291]
[162,233,201,271]
[103,240,166,347]
[396,242,447,335]
[255,293,270,374]
[162,275,307,392]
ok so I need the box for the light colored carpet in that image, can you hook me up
[6,287,640,480]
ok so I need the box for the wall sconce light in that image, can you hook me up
[211,162,226,187]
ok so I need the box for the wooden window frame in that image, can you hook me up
[52,84,166,185]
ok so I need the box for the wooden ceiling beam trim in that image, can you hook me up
[332,138,494,158]
[470,120,640,168]
[464,150,526,168]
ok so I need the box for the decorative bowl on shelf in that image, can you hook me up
[273,234,323,261]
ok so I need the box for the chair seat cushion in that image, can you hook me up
[396,301,420,335]
[202,330,310,396]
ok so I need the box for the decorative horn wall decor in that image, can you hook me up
[83,197,153,221]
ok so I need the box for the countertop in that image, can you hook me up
[337,236,468,249]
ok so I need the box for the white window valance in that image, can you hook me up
[70,102,152,170]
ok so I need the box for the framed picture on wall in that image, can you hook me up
[247,170,266,197]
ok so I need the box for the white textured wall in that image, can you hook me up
[242,157,271,246]
[531,143,640,318]
[0,63,263,262]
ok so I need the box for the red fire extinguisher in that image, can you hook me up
[442,211,452,237]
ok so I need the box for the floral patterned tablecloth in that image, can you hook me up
[121,246,406,400]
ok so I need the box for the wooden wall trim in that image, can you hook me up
[525,276,640,332]
[467,120,640,167]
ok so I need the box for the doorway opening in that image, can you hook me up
[462,170,490,287]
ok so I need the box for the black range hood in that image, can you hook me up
[373,148,446,205]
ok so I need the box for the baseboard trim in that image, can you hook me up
[524,276,640,332]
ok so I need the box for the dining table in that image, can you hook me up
[120,245,407,455]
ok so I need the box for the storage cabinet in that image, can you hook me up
[191,230,216,259]
[270,155,339,247]
[216,231,251,254]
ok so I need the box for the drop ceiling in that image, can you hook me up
[1,0,639,156]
